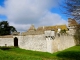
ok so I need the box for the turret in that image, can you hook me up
[68,18,72,27]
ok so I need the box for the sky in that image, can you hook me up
[0,0,68,32]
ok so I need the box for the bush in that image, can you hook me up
[74,25,80,45]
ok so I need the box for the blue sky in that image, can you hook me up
[50,7,68,20]
[0,0,6,20]
[0,0,68,32]
[0,0,5,6]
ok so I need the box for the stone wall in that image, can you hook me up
[0,34,76,53]
[0,38,14,46]
[17,35,47,52]
[17,34,76,53]
[52,35,76,52]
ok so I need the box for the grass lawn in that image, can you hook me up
[0,46,80,60]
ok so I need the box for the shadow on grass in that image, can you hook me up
[57,51,80,60]
[0,46,14,50]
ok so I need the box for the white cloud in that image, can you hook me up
[9,22,31,32]
[39,12,67,26]
[0,0,67,32]
[0,6,5,15]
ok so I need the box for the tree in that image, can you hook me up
[61,0,80,22]
[61,0,80,45]
[0,21,17,35]
[74,25,80,45]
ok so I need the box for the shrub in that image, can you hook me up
[74,25,80,45]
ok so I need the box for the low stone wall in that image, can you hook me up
[0,38,14,46]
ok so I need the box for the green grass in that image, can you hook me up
[0,46,80,60]
[56,46,80,60]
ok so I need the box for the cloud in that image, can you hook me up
[9,22,31,32]
[39,12,67,26]
[0,6,5,15]
[0,0,67,32]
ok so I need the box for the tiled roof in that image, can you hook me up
[37,27,44,31]
[68,18,78,26]
[55,25,68,30]
[0,35,13,38]
[12,32,20,35]
[28,24,36,31]
[21,24,68,35]
[70,20,78,26]
[37,25,68,32]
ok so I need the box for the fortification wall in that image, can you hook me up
[0,38,14,46]
[18,35,47,52]
[58,35,76,51]
[52,35,76,52]
[15,35,76,53]
[0,34,76,53]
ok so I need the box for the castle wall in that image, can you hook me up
[52,35,76,52]
[58,35,76,51]
[13,35,76,53]
[46,38,55,53]
[0,38,14,46]
[0,34,76,53]
[17,35,47,52]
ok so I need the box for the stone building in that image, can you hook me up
[0,18,77,53]
[68,18,78,35]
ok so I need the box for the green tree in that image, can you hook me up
[0,21,17,35]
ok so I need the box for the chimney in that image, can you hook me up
[43,26,44,29]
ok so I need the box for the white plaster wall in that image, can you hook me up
[0,38,14,46]
[18,35,47,52]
